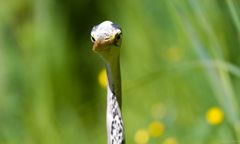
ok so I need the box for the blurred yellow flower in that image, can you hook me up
[206,107,224,125]
[134,129,149,144]
[163,137,178,144]
[148,121,165,137]
[166,47,182,63]
[98,69,107,88]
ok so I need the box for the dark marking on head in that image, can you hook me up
[111,23,122,31]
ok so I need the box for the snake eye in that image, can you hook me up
[115,33,122,40]
[91,36,96,42]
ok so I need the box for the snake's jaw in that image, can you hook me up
[92,36,115,52]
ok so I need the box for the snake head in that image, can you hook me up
[91,21,122,54]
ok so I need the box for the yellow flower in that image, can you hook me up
[134,129,149,144]
[98,69,107,88]
[206,107,224,125]
[148,121,165,138]
[163,137,178,144]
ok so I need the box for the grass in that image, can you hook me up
[0,0,240,143]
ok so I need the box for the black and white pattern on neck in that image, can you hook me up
[108,93,125,144]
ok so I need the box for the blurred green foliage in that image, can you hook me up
[0,0,240,143]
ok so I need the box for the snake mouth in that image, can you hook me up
[92,38,114,52]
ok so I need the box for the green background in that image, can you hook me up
[0,0,240,143]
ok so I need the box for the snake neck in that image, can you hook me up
[106,86,125,144]
[105,58,125,144]
[105,57,122,108]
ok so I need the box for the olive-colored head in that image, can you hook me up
[91,21,122,62]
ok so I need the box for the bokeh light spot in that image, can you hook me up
[163,137,178,144]
[134,129,149,144]
[98,69,107,88]
[165,47,182,63]
[151,103,166,119]
[206,107,224,125]
[148,121,164,138]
